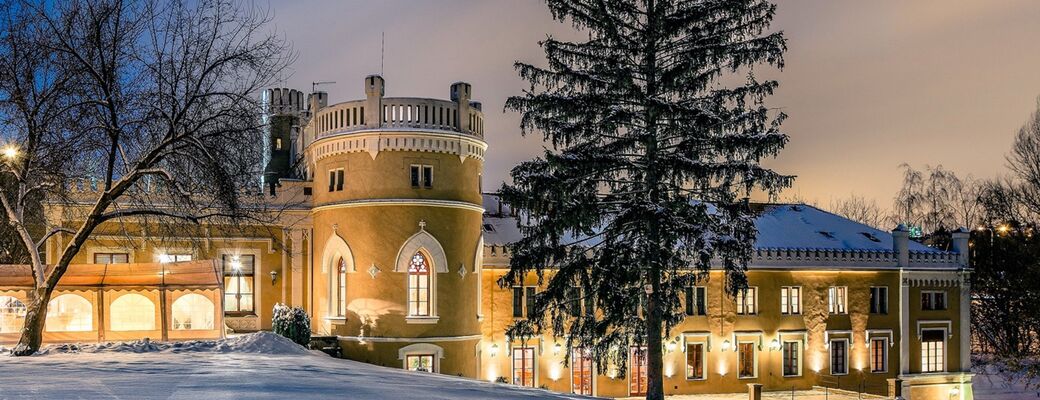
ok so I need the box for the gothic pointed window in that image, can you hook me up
[408,251,431,316]
[335,257,347,317]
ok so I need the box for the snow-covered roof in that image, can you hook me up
[481,195,946,255]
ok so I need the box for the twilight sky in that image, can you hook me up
[269,0,1040,208]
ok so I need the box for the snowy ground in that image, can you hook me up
[972,359,1040,400]
[0,333,593,400]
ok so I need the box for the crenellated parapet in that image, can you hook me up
[308,76,485,140]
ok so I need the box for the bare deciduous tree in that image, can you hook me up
[828,194,885,229]
[0,0,292,355]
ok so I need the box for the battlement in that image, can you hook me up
[264,88,305,116]
[308,76,485,140]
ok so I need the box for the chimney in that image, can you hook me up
[951,227,970,267]
[892,224,910,267]
[451,82,471,131]
[365,75,384,128]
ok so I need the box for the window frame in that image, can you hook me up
[737,341,758,379]
[512,346,536,387]
[222,254,256,316]
[736,287,758,315]
[407,251,432,317]
[685,342,706,380]
[782,340,802,377]
[870,286,889,314]
[405,354,436,373]
[921,290,947,311]
[93,252,130,264]
[829,338,849,375]
[571,347,594,395]
[410,164,434,189]
[828,286,848,315]
[870,337,889,373]
[920,328,947,373]
[781,286,801,315]
[685,286,707,316]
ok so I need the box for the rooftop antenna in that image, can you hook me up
[312,81,336,93]
[380,31,385,76]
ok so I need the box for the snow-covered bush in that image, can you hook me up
[272,303,310,347]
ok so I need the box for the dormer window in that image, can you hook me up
[860,232,881,242]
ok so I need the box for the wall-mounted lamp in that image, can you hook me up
[270,270,279,285]
[720,339,732,352]
[769,339,781,351]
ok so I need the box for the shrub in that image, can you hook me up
[494,376,508,384]
[272,303,310,346]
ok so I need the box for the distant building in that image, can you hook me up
[33,76,970,399]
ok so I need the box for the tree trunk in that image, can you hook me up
[646,269,665,400]
[13,286,53,356]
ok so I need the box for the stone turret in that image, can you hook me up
[364,75,384,128]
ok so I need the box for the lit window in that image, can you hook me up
[171,293,215,330]
[408,252,431,317]
[159,254,192,263]
[686,342,705,379]
[782,341,800,377]
[922,291,946,311]
[871,287,889,314]
[109,294,155,331]
[512,347,535,387]
[685,286,707,316]
[572,348,593,395]
[275,138,282,150]
[871,338,888,373]
[921,329,945,372]
[738,342,756,378]
[828,286,848,314]
[629,346,648,396]
[45,294,92,332]
[94,253,129,264]
[406,354,435,372]
[781,286,801,315]
[736,287,757,315]
[830,339,848,375]
[223,255,255,315]
[0,296,26,333]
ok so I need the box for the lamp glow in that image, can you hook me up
[666,340,677,353]
[2,146,16,160]
[721,339,731,351]
[553,342,562,355]
[769,339,781,351]
[489,343,499,357]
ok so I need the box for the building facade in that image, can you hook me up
[42,76,972,399]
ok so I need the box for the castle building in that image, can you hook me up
[32,76,972,399]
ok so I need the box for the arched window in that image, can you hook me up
[335,257,347,317]
[46,294,92,332]
[408,252,431,317]
[171,293,215,330]
[109,293,156,331]
[0,296,26,333]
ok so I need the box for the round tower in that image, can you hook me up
[306,75,487,377]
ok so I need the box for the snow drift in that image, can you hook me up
[23,332,312,356]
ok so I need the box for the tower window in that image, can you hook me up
[410,164,433,188]
[328,168,344,192]
[275,138,282,150]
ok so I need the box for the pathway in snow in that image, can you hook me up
[0,333,593,400]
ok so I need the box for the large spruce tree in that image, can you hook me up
[499,1,791,398]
